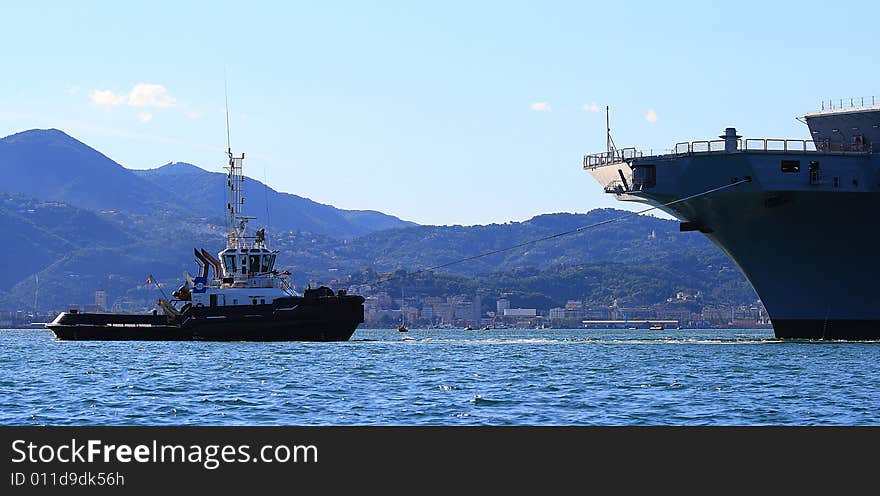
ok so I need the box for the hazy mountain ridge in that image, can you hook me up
[133,162,416,239]
[1,129,416,239]
[0,198,755,311]
[0,129,757,311]
[0,129,177,215]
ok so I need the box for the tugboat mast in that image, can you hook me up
[224,148,256,250]
[223,79,259,251]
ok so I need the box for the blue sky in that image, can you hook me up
[1,1,876,226]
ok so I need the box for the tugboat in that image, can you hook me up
[46,146,365,341]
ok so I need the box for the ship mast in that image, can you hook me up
[224,148,251,250]
[223,84,255,251]
[605,105,617,157]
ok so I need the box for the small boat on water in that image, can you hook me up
[649,324,665,331]
[46,140,364,341]
[464,325,478,330]
[398,286,408,332]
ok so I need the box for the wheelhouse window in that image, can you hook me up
[223,255,236,275]
[249,255,260,273]
[781,160,800,173]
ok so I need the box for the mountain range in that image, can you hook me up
[0,129,415,238]
[0,129,756,312]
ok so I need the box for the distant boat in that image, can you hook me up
[464,324,478,330]
[649,324,665,330]
[482,325,491,330]
[398,286,408,332]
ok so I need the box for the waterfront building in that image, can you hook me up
[94,289,108,311]
[503,308,537,317]
[549,307,566,320]
[420,305,434,321]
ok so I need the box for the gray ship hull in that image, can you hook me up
[667,190,880,340]
[584,113,880,340]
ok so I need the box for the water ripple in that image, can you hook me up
[2,328,880,425]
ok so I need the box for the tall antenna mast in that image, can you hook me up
[222,77,249,250]
[605,105,617,156]
[224,70,232,156]
[606,105,611,155]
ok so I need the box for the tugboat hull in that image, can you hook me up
[47,294,365,342]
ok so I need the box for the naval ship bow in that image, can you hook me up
[47,146,365,341]
[583,100,880,340]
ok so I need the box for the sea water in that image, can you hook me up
[1,327,878,425]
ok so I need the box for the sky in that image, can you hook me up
[1,1,877,226]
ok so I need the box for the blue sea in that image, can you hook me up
[1,327,879,426]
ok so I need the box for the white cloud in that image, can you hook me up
[645,109,658,122]
[138,112,154,123]
[90,89,127,106]
[127,83,176,108]
[89,83,177,108]
[582,102,599,113]
[66,85,80,95]
[530,102,550,112]
[184,110,202,120]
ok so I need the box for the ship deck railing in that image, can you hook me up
[583,139,873,169]
[813,95,878,113]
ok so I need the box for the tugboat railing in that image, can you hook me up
[583,138,872,169]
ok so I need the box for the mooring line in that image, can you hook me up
[371,177,751,286]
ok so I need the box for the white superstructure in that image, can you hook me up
[185,148,296,310]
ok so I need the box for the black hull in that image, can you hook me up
[48,321,360,342]
[47,294,365,342]
[772,319,880,341]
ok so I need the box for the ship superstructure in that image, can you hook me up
[583,99,880,339]
[184,148,295,310]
